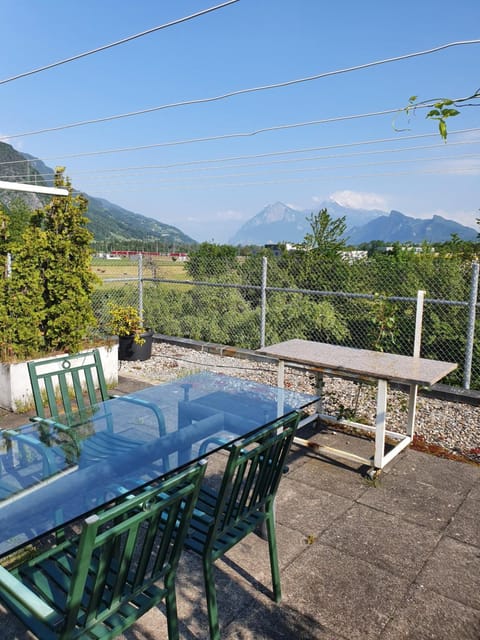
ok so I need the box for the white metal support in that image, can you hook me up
[374,379,388,468]
[0,180,68,196]
[406,385,418,438]
[413,290,425,357]
[277,359,285,388]
[315,371,324,415]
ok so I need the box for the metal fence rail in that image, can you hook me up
[91,254,480,390]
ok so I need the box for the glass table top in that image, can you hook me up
[0,371,318,557]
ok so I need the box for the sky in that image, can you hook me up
[0,0,479,243]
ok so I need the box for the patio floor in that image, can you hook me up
[1,375,479,640]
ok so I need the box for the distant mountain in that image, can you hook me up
[0,142,197,246]
[230,201,383,245]
[348,210,478,244]
[229,201,477,246]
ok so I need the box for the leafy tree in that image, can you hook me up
[0,169,98,358]
[0,209,46,359]
[300,208,347,256]
[5,198,31,245]
[31,169,98,352]
[185,242,238,280]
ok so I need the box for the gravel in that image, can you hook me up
[119,341,480,464]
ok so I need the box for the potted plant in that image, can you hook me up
[108,305,154,361]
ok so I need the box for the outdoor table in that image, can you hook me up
[0,371,318,558]
[258,339,457,473]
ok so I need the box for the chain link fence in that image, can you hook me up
[91,252,479,391]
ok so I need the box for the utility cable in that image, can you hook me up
[7,139,479,182]
[2,39,479,141]
[0,127,478,169]
[0,1,240,85]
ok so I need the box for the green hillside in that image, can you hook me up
[0,142,197,246]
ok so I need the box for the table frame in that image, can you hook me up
[261,340,457,473]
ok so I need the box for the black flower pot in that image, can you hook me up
[118,330,154,361]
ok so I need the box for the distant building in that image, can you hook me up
[339,250,368,263]
[264,243,296,256]
[169,252,188,261]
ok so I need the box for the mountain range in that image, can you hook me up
[0,142,197,246]
[1,142,477,247]
[229,201,478,246]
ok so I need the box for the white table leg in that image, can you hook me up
[277,359,285,388]
[374,379,388,469]
[406,384,418,438]
[315,371,324,415]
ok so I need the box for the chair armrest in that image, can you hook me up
[30,416,70,432]
[0,566,59,622]
[111,395,166,436]
[199,436,233,455]
[3,430,61,476]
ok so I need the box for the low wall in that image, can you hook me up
[0,344,119,412]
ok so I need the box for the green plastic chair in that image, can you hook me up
[0,460,206,640]
[184,411,301,640]
[26,349,166,468]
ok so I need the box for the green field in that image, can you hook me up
[92,257,188,281]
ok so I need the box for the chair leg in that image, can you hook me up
[266,510,282,603]
[165,576,180,640]
[203,555,221,640]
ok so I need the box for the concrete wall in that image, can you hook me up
[0,344,119,412]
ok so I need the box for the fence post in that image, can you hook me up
[138,252,144,323]
[463,260,479,390]
[413,290,425,357]
[260,256,267,348]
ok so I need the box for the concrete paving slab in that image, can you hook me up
[357,459,467,530]
[380,584,480,640]
[317,503,442,580]
[467,479,480,501]
[281,543,411,640]
[417,536,480,610]
[382,450,480,495]
[446,497,480,546]
[287,453,371,500]
[223,600,346,639]
[276,476,353,537]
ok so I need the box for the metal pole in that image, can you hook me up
[413,290,425,357]
[260,256,267,348]
[463,261,479,390]
[138,252,144,324]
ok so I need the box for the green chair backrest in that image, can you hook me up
[28,349,110,424]
[209,412,300,549]
[3,461,206,640]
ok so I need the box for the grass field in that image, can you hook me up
[92,257,188,281]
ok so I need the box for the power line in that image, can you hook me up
[1,126,478,170]
[0,106,411,142]
[82,152,480,184]
[2,39,479,141]
[6,138,479,182]
[22,151,475,192]
[0,1,240,86]
[83,164,480,198]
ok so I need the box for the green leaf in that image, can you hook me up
[427,109,441,117]
[439,120,447,141]
[443,108,460,118]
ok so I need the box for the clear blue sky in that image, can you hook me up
[1,0,479,242]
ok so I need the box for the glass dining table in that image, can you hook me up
[0,371,318,558]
